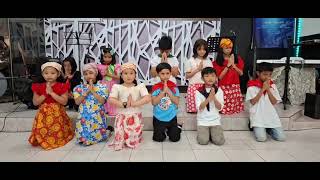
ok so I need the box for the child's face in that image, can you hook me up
[202,73,217,86]
[222,47,232,55]
[121,68,136,84]
[63,61,72,74]
[158,69,171,82]
[83,70,97,83]
[160,49,171,57]
[257,71,272,82]
[197,45,206,58]
[42,67,59,83]
[103,52,113,64]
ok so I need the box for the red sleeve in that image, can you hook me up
[31,83,45,95]
[31,83,39,93]
[212,60,224,76]
[236,56,244,70]
[53,82,70,95]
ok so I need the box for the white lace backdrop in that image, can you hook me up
[44,18,221,85]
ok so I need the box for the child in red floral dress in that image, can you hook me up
[212,38,245,115]
[108,62,151,151]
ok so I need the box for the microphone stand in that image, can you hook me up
[283,39,318,110]
[283,38,292,110]
[231,31,238,64]
[253,44,257,79]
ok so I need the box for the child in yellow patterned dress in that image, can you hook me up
[29,61,74,150]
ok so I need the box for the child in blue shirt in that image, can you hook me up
[151,63,181,142]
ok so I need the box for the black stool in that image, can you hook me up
[304,93,320,119]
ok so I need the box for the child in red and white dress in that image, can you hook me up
[108,62,151,150]
[185,39,213,113]
[212,38,244,115]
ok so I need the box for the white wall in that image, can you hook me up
[301,18,320,36]
[44,18,221,85]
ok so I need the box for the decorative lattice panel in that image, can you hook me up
[44,18,221,85]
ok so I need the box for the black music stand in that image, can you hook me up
[64,30,93,70]
[207,36,238,65]
[207,36,236,53]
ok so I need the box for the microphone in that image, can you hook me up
[300,39,320,44]
[229,30,238,63]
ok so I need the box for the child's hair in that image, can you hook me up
[95,72,103,82]
[193,39,209,58]
[201,67,218,93]
[156,62,172,73]
[100,47,116,65]
[159,35,172,50]
[35,59,65,83]
[215,48,238,66]
[256,62,274,72]
[201,67,217,77]
[62,56,78,74]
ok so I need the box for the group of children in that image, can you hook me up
[28,35,285,151]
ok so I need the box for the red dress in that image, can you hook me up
[212,56,245,114]
[28,82,74,150]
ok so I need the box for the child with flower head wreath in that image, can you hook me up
[73,63,109,146]
[108,62,151,151]
[97,47,121,116]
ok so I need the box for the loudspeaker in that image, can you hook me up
[304,93,320,119]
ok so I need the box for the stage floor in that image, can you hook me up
[1,97,320,162]
[1,129,320,162]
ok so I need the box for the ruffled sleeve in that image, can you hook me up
[53,82,69,95]
[31,83,42,95]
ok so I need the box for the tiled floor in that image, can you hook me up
[1,130,320,162]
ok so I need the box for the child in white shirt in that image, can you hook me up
[150,35,179,84]
[108,62,151,150]
[185,39,213,113]
[246,62,286,142]
[195,67,225,145]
